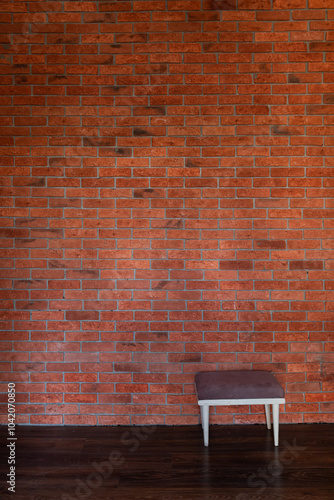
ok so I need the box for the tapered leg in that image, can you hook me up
[272,403,279,446]
[202,404,209,446]
[200,405,204,430]
[265,404,271,429]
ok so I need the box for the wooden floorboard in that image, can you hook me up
[0,424,333,499]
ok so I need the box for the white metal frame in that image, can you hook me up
[198,397,285,447]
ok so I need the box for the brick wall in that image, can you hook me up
[1,0,334,425]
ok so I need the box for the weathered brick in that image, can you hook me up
[0,0,333,426]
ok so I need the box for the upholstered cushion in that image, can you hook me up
[195,370,284,401]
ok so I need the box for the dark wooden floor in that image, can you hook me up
[1,423,333,499]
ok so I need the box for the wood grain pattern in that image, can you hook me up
[1,423,333,499]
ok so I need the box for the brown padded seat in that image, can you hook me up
[195,370,284,401]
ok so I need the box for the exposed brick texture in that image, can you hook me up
[1,0,334,425]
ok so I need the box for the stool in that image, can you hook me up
[195,370,285,447]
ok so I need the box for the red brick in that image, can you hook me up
[238,0,271,8]
[1,0,333,426]
[309,0,334,6]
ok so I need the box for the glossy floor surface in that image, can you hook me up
[0,423,333,499]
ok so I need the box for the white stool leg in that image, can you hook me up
[202,404,209,446]
[265,404,271,429]
[200,405,204,429]
[272,403,279,446]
